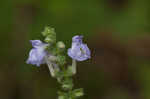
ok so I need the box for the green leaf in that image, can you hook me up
[56,55,66,65]
[61,78,73,90]
[58,96,66,99]
[72,88,84,97]
[58,91,67,99]
[66,66,73,77]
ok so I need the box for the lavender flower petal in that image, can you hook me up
[72,35,83,43]
[26,40,48,66]
[30,40,43,48]
[68,35,91,61]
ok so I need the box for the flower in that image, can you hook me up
[26,40,48,66]
[68,35,91,61]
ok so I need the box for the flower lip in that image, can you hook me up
[30,40,43,48]
[72,35,83,43]
[30,40,49,48]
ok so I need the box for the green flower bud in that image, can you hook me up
[44,36,53,43]
[42,26,56,44]
[42,26,55,36]
[57,41,65,49]
[44,35,56,44]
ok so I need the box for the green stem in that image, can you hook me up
[72,59,77,75]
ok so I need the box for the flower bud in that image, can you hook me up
[57,41,65,49]
[42,26,55,36]
[45,37,53,43]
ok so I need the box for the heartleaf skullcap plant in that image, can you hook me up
[26,27,91,99]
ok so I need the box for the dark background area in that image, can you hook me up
[1,0,150,99]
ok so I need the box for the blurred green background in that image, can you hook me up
[1,0,150,99]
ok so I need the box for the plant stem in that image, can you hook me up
[72,59,76,75]
[46,59,55,77]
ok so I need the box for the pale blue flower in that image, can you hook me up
[68,35,91,61]
[26,40,48,66]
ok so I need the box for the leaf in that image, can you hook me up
[72,88,84,97]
